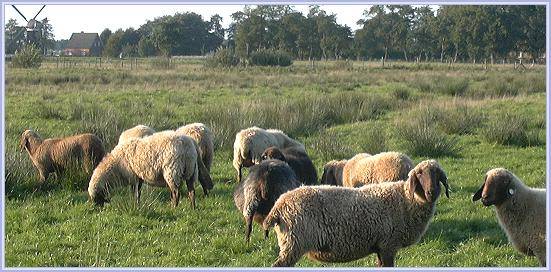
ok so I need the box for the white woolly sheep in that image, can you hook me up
[117,125,155,145]
[175,123,215,172]
[263,160,449,267]
[260,146,317,185]
[88,131,213,209]
[472,168,546,266]
[232,126,305,183]
[320,159,347,186]
[20,129,105,185]
[342,152,414,188]
[233,159,301,243]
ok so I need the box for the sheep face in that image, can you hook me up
[90,189,109,206]
[261,147,286,162]
[409,160,449,202]
[20,130,39,152]
[321,163,337,186]
[472,168,512,207]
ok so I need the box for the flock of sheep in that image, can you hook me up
[19,124,546,267]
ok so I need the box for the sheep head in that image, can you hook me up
[320,160,344,186]
[472,168,515,207]
[19,129,41,152]
[261,147,286,162]
[408,160,449,202]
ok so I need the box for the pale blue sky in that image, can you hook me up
[4,4,378,40]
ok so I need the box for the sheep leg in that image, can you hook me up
[376,250,396,267]
[237,165,243,183]
[272,239,303,267]
[170,187,180,208]
[186,179,196,210]
[133,180,143,205]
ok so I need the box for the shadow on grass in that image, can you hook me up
[423,217,508,250]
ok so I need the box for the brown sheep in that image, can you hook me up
[320,159,347,186]
[342,152,414,188]
[176,123,215,172]
[20,129,105,185]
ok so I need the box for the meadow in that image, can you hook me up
[3,58,546,267]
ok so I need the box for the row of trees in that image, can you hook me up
[100,12,224,57]
[4,5,545,62]
[354,5,545,63]
[230,5,545,62]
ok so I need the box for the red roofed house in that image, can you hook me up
[63,32,102,56]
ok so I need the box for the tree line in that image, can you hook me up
[4,5,546,62]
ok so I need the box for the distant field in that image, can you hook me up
[3,59,546,267]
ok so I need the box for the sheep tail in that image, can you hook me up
[243,195,259,243]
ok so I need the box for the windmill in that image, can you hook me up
[11,5,46,46]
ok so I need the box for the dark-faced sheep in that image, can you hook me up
[88,131,213,209]
[233,159,301,243]
[263,160,449,267]
[260,146,317,185]
[232,126,305,183]
[473,168,546,266]
[320,159,347,186]
[20,129,105,185]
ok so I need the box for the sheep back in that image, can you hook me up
[117,125,155,145]
[343,152,414,188]
[262,146,318,185]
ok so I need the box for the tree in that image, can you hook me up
[5,18,25,54]
[99,28,112,49]
[138,36,157,57]
[38,18,55,55]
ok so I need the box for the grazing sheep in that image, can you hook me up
[20,129,105,184]
[472,168,546,266]
[117,125,155,146]
[88,131,213,209]
[342,152,414,188]
[320,159,347,186]
[176,123,215,172]
[232,126,305,183]
[260,146,317,185]
[233,159,301,243]
[263,160,449,267]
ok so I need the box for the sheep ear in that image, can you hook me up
[472,175,486,202]
[408,170,419,199]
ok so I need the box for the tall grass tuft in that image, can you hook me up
[393,107,461,157]
[436,103,486,135]
[356,123,387,154]
[481,112,543,147]
[200,92,396,149]
[310,129,355,161]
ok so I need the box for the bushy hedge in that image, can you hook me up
[11,44,42,68]
[205,47,240,67]
[249,49,292,67]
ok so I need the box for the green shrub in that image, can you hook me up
[205,47,239,67]
[249,49,292,67]
[11,44,42,68]
[482,112,542,147]
[393,107,461,157]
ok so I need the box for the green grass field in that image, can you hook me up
[3,59,546,267]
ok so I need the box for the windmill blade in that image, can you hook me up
[11,5,28,22]
[32,5,46,20]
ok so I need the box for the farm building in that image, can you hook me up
[63,32,102,56]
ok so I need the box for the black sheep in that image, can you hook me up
[260,146,318,185]
[233,159,301,243]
